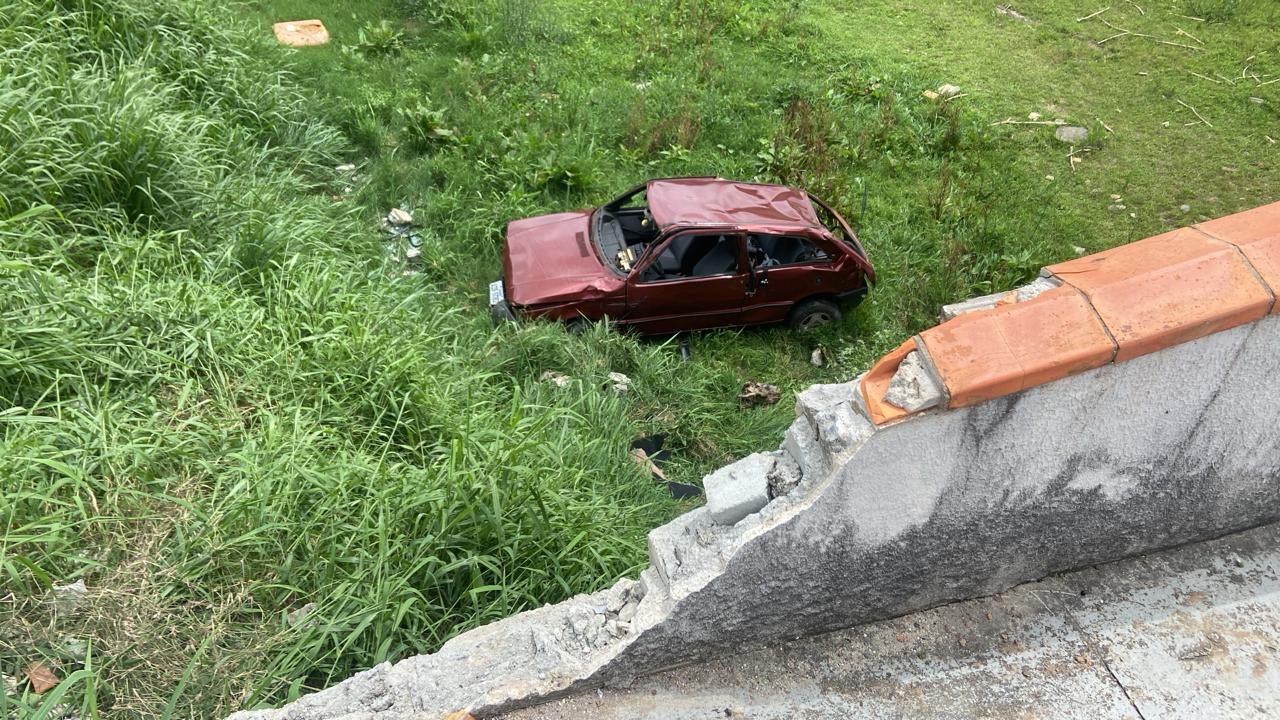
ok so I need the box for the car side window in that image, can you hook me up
[640,233,741,282]
[748,234,831,267]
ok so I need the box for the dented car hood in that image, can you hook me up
[503,211,623,306]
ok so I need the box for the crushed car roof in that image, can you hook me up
[647,178,823,230]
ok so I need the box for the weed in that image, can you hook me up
[351,20,404,58]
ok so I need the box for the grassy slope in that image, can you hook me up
[3,0,1276,717]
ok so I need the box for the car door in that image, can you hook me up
[740,231,843,326]
[622,231,749,334]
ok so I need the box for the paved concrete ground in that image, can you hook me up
[506,523,1280,720]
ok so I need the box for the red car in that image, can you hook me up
[489,177,875,334]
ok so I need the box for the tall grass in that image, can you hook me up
[1,0,678,716]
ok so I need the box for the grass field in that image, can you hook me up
[2,0,1276,717]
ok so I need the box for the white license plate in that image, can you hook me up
[488,280,505,305]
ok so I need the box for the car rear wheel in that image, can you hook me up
[787,298,841,331]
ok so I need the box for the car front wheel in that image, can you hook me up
[787,298,841,331]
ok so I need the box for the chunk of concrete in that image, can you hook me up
[767,452,803,499]
[882,351,945,413]
[940,277,1061,320]
[783,416,828,481]
[704,453,775,525]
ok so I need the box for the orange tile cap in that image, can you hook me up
[273,19,330,47]
[860,338,920,426]
[918,286,1116,409]
[1194,201,1280,315]
[1045,227,1272,362]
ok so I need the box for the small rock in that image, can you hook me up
[1162,121,1171,128]
[1072,245,1087,256]
[810,347,825,367]
[922,89,940,100]
[1045,174,1055,181]
[1129,212,1136,219]
[1108,204,1127,211]
[1110,194,1123,201]
[1180,204,1191,212]
[335,164,356,173]
[540,370,572,388]
[936,84,962,98]
[607,372,632,395]
[286,602,316,628]
[1055,126,1089,144]
[387,207,413,226]
[1028,111,1042,121]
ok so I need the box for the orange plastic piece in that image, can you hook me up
[860,338,920,426]
[1046,228,1273,363]
[918,286,1116,409]
[1194,201,1280,315]
[273,19,330,47]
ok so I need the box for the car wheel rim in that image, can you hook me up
[800,311,832,329]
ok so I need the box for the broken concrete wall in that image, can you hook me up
[230,203,1280,720]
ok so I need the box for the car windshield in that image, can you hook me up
[593,186,660,273]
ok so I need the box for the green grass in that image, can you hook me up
[2,0,1277,717]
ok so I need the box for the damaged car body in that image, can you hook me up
[490,177,875,334]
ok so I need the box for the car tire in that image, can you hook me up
[565,317,591,335]
[787,298,841,331]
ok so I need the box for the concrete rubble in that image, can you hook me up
[230,311,1280,720]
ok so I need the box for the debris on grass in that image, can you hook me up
[739,382,781,407]
[540,370,572,388]
[387,207,413,226]
[383,206,424,266]
[272,19,329,47]
[607,372,632,395]
[995,5,1034,24]
[630,435,701,499]
[23,661,59,694]
[51,579,86,614]
[287,602,317,628]
[1055,126,1089,143]
[810,347,828,367]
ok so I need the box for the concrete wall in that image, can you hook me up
[229,204,1280,720]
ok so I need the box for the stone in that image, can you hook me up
[386,208,413,226]
[335,164,356,173]
[1055,126,1089,144]
[540,371,572,388]
[810,348,825,367]
[882,351,945,413]
[607,372,632,395]
[287,602,317,628]
[937,84,962,98]
[704,453,775,525]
